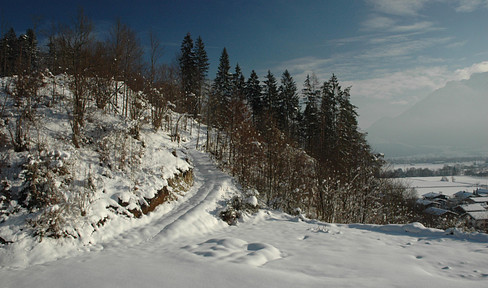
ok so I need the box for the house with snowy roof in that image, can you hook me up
[462,211,488,231]
[466,196,488,205]
[454,203,487,214]
[423,207,458,218]
[418,192,448,209]
[451,191,474,205]
[422,192,448,200]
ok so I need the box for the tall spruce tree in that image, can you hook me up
[302,73,320,151]
[193,36,209,148]
[278,69,299,137]
[232,64,246,102]
[194,36,209,95]
[179,33,197,115]
[0,28,18,76]
[211,47,232,128]
[245,70,262,122]
[262,70,279,119]
[319,74,339,165]
[18,29,38,74]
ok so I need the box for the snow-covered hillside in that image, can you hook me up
[1,140,488,287]
[1,74,488,287]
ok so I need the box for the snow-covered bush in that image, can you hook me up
[20,156,66,209]
[27,204,68,240]
[15,151,97,240]
[97,130,143,172]
[219,191,259,225]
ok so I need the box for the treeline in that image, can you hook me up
[1,9,416,225]
[382,166,459,178]
[383,164,488,178]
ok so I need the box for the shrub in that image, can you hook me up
[219,193,259,225]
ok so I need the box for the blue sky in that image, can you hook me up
[2,0,488,128]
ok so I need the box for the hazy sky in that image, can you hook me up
[2,0,488,128]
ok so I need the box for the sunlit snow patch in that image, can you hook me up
[183,237,282,267]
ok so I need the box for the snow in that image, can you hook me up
[401,176,488,197]
[1,75,488,287]
[2,208,488,287]
[460,203,487,212]
[1,146,488,287]
[245,195,258,207]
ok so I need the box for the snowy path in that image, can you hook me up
[96,148,232,251]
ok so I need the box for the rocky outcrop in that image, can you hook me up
[119,169,194,218]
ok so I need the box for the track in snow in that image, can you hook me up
[98,147,236,251]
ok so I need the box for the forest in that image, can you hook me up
[0,9,418,227]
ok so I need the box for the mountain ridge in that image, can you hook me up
[367,72,488,158]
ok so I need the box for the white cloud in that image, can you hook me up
[388,21,436,33]
[347,66,449,101]
[454,0,488,12]
[366,0,488,16]
[278,56,331,76]
[349,61,488,102]
[366,0,429,16]
[453,60,488,79]
[362,15,397,31]
[347,61,488,128]
[360,36,453,60]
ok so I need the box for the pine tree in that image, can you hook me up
[262,70,279,120]
[302,73,320,151]
[211,47,232,128]
[245,70,262,122]
[179,33,197,115]
[17,29,38,74]
[0,28,18,76]
[194,36,209,99]
[193,36,209,148]
[232,64,246,101]
[319,74,340,166]
[278,69,299,137]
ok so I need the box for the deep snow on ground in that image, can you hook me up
[1,147,488,288]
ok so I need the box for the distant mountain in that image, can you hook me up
[367,72,488,158]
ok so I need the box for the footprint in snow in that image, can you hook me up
[183,237,282,267]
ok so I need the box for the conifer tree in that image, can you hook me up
[232,64,246,102]
[179,33,197,115]
[262,70,279,120]
[245,70,262,122]
[302,73,320,151]
[18,29,38,74]
[211,47,232,128]
[319,74,339,165]
[194,36,209,109]
[193,36,209,148]
[278,69,299,137]
[0,28,18,76]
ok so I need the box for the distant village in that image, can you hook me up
[417,183,488,232]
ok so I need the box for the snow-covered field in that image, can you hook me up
[391,162,480,171]
[1,147,488,287]
[400,176,488,197]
